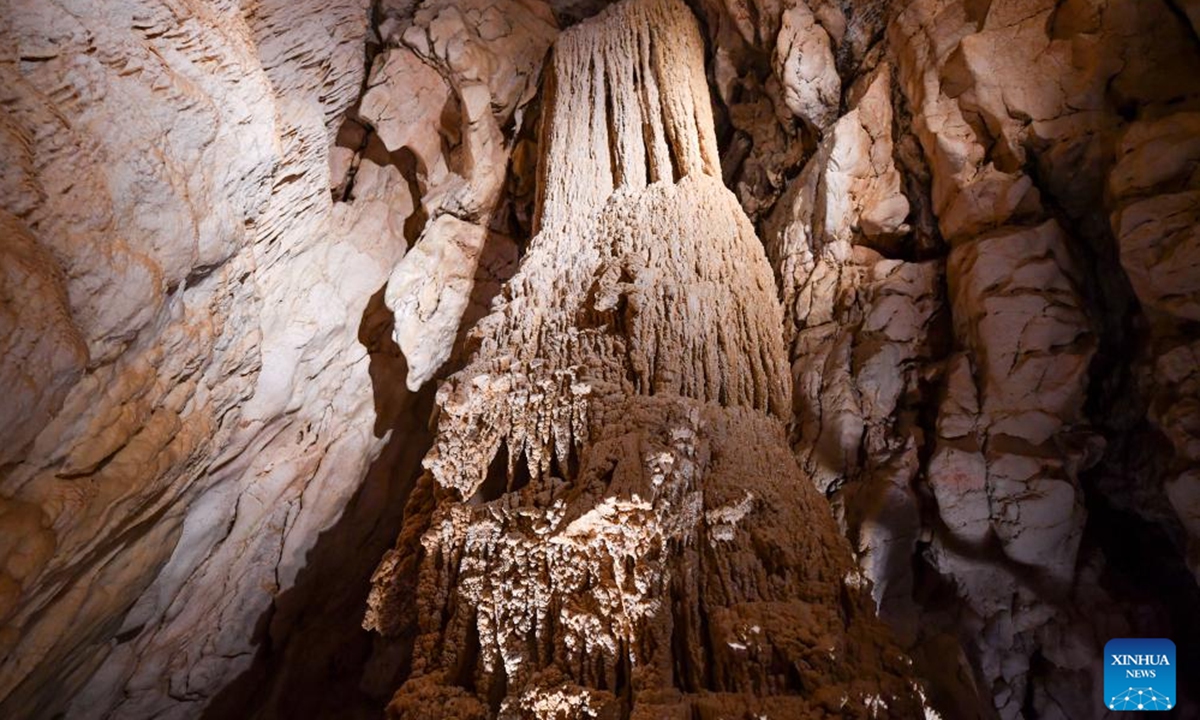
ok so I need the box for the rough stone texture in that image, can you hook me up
[1108,111,1200,583]
[363,0,556,390]
[0,0,395,716]
[3,0,1200,717]
[760,56,968,712]
[774,0,840,132]
[761,64,927,631]
[939,220,1094,580]
[0,0,540,716]
[924,220,1100,719]
[756,0,1200,717]
[359,47,454,177]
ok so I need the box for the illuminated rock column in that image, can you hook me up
[365,0,922,717]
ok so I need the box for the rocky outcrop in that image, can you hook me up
[882,1,1200,715]
[364,1,926,717]
[366,0,556,391]
[761,53,963,712]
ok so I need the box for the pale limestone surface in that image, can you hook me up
[0,0,540,716]
[774,0,840,132]
[0,0,559,710]
[363,0,556,390]
[1,0,389,716]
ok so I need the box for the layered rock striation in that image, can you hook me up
[0,2,389,717]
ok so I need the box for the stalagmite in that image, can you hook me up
[364,0,923,716]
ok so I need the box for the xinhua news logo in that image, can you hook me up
[1105,638,1177,712]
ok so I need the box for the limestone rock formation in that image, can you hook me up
[774,0,840,133]
[2,0,1200,718]
[0,1,402,716]
[750,0,1200,715]
[368,0,556,391]
[364,1,925,716]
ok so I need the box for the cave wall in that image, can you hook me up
[1,0,398,716]
[1,0,1198,718]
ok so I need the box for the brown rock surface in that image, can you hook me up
[1108,111,1200,583]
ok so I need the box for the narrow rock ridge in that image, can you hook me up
[365,0,924,716]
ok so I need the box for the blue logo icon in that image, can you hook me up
[1104,638,1176,711]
